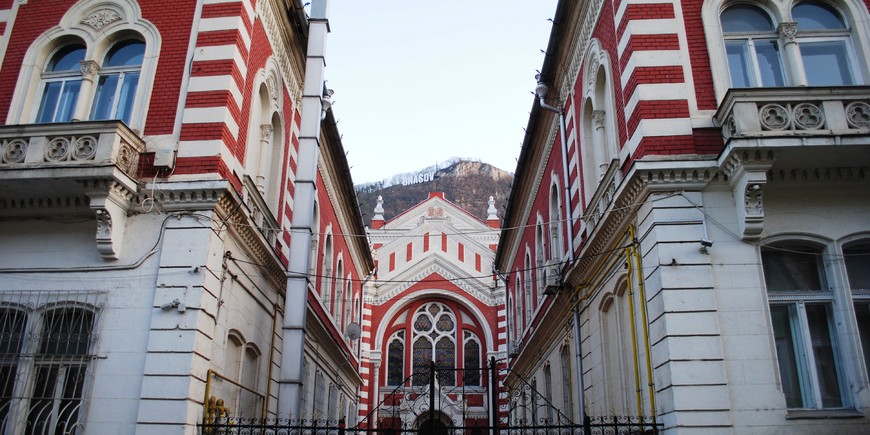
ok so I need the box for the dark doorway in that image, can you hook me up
[417,417,448,435]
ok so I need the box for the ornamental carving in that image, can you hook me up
[1,139,28,164]
[45,136,99,162]
[45,137,71,162]
[81,9,122,30]
[592,110,606,129]
[260,124,274,141]
[80,60,99,77]
[116,143,137,175]
[94,209,112,238]
[266,75,278,102]
[759,104,790,130]
[777,22,798,41]
[745,183,764,216]
[72,136,98,160]
[846,101,870,128]
[792,103,825,130]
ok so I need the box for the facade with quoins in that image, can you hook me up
[0,0,372,433]
[496,0,870,433]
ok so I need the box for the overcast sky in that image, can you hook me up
[323,1,558,185]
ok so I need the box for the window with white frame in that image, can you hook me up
[844,241,870,377]
[560,345,572,415]
[35,44,86,123]
[462,331,481,387]
[762,243,846,409]
[91,40,144,124]
[717,0,863,90]
[386,331,405,386]
[0,306,96,434]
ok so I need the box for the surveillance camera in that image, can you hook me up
[160,299,181,311]
[700,238,713,248]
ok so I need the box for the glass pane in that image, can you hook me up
[806,304,842,407]
[412,337,431,386]
[36,81,62,123]
[435,337,455,385]
[726,41,753,88]
[801,41,854,86]
[387,339,404,385]
[844,243,870,291]
[855,303,870,378]
[91,75,119,120]
[40,310,93,356]
[414,314,432,332]
[104,41,145,67]
[770,305,804,408]
[0,365,15,430]
[761,246,825,292]
[755,40,786,86]
[27,366,59,434]
[48,45,85,72]
[0,309,26,355]
[463,340,480,386]
[794,2,846,30]
[116,73,140,124]
[56,80,81,123]
[435,314,454,332]
[721,4,775,32]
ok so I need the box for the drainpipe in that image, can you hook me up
[535,77,583,421]
[535,76,574,265]
[279,0,331,419]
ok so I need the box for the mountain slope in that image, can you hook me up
[355,160,513,223]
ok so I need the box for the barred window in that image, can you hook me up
[0,305,97,434]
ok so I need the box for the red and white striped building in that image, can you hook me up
[0,0,371,433]
[360,193,506,429]
[498,0,870,432]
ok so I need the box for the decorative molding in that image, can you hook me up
[80,60,99,77]
[81,9,122,30]
[81,179,136,260]
[257,0,303,109]
[724,150,775,241]
[0,139,27,164]
[260,124,274,141]
[777,22,798,41]
[591,110,606,129]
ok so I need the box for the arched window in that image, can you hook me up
[343,279,352,329]
[91,40,144,124]
[23,307,95,434]
[713,0,862,94]
[549,184,563,260]
[387,331,405,385]
[463,331,481,386]
[36,44,85,123]
[515,274,523,334]
[845,240,870,376]
[793,1,857,85]
[536,222,547,292]
[762,242,844,409]
[721,4,785,88]
[560,345,572,415]
[412,303,456,386]
[524,253,533,320]
[322,234,333,306]
[333,259,344,315]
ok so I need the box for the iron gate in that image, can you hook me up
[200,357,660,434]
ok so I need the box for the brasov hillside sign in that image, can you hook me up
[401,170,436,186]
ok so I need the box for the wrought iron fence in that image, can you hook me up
[199,358,661,434]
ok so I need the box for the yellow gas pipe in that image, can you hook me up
[628,225,656,423]
[623,246,644,416]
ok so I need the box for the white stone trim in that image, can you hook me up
[187,75,243,109]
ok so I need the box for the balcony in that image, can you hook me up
[0,121,145,259]
[714,86,870,149]
[714,87,870,241]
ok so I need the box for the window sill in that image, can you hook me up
[786,409,865,420]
